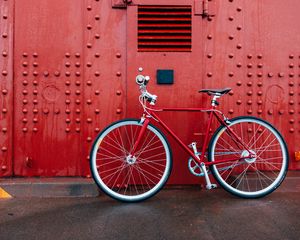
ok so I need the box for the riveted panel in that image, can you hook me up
[82,0,127,177]
[14,0,85,176]
[203,0,300,170]
[0,0,14,176]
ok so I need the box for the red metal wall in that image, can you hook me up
[0,0,299,181]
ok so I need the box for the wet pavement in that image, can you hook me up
[0,188,299,240]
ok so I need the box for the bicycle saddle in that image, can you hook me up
[198,87,232,96]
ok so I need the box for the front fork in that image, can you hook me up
[129,117,150,156]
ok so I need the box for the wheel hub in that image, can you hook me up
[241,150,256,163]
[126,155,137,165]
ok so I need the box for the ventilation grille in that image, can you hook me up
[138,5,192,52]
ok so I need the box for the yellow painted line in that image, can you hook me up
[0,187,12,199]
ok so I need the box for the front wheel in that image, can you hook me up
[90,119,172,202]
[208,116,288,198]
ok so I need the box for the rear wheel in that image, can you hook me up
[90,119,172,202]
[208,116,288,198]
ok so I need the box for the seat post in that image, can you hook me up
[211,94,221,107]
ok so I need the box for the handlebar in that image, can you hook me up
[136,68,157,106]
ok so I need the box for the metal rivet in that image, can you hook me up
[75,90,81,95]
[87,43,92,48]
[228,53,234,58]
[87,80,92,86]
[22,108,28,113]
[33,99,38,104]
[2,70,8,76]
[236,63,242,68]
[237,25,242,30]
[279,109,284,115]
[87,24,92,30]
[228,109,234,114]
[247,109,252,114]
[75,81,81,86]
[289,109,295,114]
[23,52,28,57]
[257,72,263,77]
[207,72,213,77]
[228,72,234,77]
[116,90,121,95]
[247,72,253,77]
[207,53,213,58]
[289,81,294,87]
[1,146,8,152]
[65,90,71,95]
[22,128,28,132]
[54,71,60,77]
[2,51,8,57]
[65,99,71,104]
[3,14,8,20]
[289,128,294,133]
[237,7,242,12]
[236,44,242,49]
[66,119,71,123]
[22,61,28,67]
[65,52,71,58]
[87,62,92,67]
[33,71,39,76]
[87,137,92,142]
[289,63,294,68]
[116,71,121,77]
[54,109,60,114]
[247,91,253,96]
[289,91,294,96]
[75,99,81,104]
[247,54,252,59]
[229,90,234,96]
[33,80,38,86]
[289,119,295,124]
[75,62,81,67]
[278,72,284,77]
[75,118,80,123]
[236,81,242,86]
[257,109,262,114]
[65,62,71,67]
[228,16,234,21]
[257,63,263,68]
[33,52,38,58]
[33,118,38,123]
[228,35,234,40]
[289,72,294,77]
[43,108,49,114]
[95,109,100,114]
[2,128,7,133]
[23,99,28,104]
[87,99,92,105]
[65,81,71,86]
[247,100,252,105]
[65,109,71,114]
[87,5,92,11]
[95,90,100,95]
[75,53,81,58]
[207,34,213,39]
[95,53,100,58]
[257,81,263,87]
[33,90,38,95]
[268,109,273,115]
[76,128,80,133]
[257,54,263,59]
[33,62,38,67]
[75,71,81,77]
[65,128,70,133]
[2,108,7,113]
[236,100,242,105]
[268,72,273,77]
[65,71,71,77]
[2,89,8,95]
[43,71,49,77]
[247,81,252,86]
[87,118,92,123]
[289,54,294,59]
[22,71,28,76]
[95,15,100,20]
[95,71,100,77]
[2,32,8,38]
[76,109,81,114]
[33,128,38,132]
[257,91,263,96]
[95,34,100,39]
[116,109,122,114]
[247,63,252,68]
[33,109,38,113]
[22,90,28,95]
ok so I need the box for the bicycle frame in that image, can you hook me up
[130,104,253,167]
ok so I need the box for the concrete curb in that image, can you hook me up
[0,171,299,198]
[0,178,99,198]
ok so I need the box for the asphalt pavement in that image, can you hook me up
[0,188,299,240]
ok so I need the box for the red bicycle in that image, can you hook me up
[90,68,289,202]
